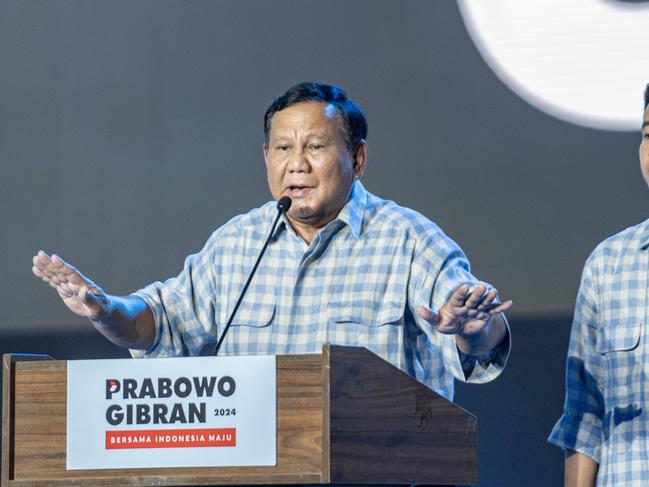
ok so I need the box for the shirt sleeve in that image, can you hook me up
[129,232,220,358]
[409,226,511,384]
[548,257,604,462]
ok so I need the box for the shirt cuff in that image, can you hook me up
[548,413,602,463]
[458,324,511,381]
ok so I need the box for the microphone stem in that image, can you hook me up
[214,207,285,356]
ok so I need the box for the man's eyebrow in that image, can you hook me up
[642,121,649,130]
[269,135,290,143]
[269,131,332,143]
[305,132,330,139]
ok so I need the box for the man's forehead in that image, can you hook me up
[268,102,340,137]
[274,101,337,119]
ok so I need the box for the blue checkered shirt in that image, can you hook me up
[131,181,509,398]
[549,218,649,486]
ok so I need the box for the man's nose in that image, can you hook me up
[287,148,310,172]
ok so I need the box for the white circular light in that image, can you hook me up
[457,0,649,131]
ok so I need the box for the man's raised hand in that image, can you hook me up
[416,283,512,356]
[32,250,110,320]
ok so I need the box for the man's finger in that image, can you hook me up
[416,305,440,326]
[34,261,56,278]
[52,254,90,284]
[34,269,54,287]
[487,300,513,314]
[463,284,491,308]
[33,253,46,268]
[51,254,68,268]
[447,284,472,307]
[475,289,499,310]
[34,250,52,266]
[34,252,68,278]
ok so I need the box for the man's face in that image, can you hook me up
[264,101,366,238]
[641,104,649,187]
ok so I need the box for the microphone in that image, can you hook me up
[214,196,291,355]
[276,195,291,213]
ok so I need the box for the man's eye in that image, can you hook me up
[310,144,323,150]
[277,145,289,151]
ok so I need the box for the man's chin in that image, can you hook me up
[287,207,332,228]
[287,206,315,222]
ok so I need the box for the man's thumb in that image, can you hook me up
[79,286,105,314]
[416,305,440,326]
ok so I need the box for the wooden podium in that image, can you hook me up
[2,345,477,486]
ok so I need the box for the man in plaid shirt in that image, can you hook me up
[32,82,511,396]
[549,84,649,486]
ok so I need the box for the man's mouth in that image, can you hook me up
[286,185,312,198]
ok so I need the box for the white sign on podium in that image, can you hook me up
[66,355,276,470]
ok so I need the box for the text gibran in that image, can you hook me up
[104,376,235,426]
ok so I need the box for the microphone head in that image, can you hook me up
[277,196,292,213]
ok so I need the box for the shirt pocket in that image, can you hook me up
[230,300,275,328]
[221,300,275,355]
[327,287,406,327]
[595,318,642,404]
[595,319,641,354]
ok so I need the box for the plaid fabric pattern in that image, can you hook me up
[132,181,509,397]
[549,218,649,486]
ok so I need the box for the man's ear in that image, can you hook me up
[353,139,368,178]
[263,143,269,169]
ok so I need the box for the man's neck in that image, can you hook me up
[287,219,324,244]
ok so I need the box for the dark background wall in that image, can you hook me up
[1,1,646,485]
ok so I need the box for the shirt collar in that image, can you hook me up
[270,180,368,242]
[638,219,649,249]
[333,179,367,240]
